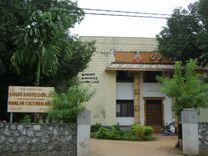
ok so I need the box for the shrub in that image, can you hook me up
[93,124,153,141]
[95,127,110,139]
[143,126,153,136]
[20,115,32,123]
[108,124,123,140]
[48,84,94,123]
[130,124,153,140]
[91,123,101,133]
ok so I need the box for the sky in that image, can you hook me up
[71,0,197,38]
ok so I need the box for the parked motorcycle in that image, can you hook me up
[162,121,176,136]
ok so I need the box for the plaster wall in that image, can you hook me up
[116,83,134,100]
[116,117,134,126]
[80,36,157,125]
[198,109,208,122]
[182,123,199,155]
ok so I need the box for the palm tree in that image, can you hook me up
[11,10,64,86]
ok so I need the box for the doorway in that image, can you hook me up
[145,99,163,132]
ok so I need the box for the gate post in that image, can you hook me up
[77,110,91,156]
[181,108,199,155]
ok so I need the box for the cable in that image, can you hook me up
[0,1,172,17]
[85,12,168,19]
[83,8,171,16]
[0,2,170,19]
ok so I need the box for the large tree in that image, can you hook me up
[157,1,208,66]
[0,0,95,120]
[158,59,208,143]
[159,60,208,116]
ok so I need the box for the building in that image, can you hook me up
[80,36,174,131]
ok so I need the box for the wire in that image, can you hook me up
[0,2,170,19]
[85,12,168,19]
[83,8,171,16]
[0,1,172,17]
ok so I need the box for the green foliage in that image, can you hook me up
[9,0,95,86]
[130,124,153,140]
[91,123,102,133]
[0,0,95,120]
[20,115,32,123]
[95,128,111,139]
[92,124,153,141]
[48,84,95,123]
[108,124,123,140]
[156,2,208,66]
[0,0,95,86]
[158,60,208,116]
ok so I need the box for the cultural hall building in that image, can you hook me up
[80,36,174,131]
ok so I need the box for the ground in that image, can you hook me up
[91,135,183,156]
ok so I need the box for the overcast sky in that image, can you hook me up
[71,0,197,38]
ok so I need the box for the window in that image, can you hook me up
[116,71,133,82]
[143,71,161,83]
[116,100,134,117]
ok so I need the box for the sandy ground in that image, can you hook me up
[91,135,183,156]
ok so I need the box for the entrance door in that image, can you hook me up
[145,100,163,132]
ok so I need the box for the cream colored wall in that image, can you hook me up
[79,36,157,125]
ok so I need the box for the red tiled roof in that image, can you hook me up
[115,51,172,64]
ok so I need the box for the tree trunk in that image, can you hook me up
[34,53,41,122]
[34,58,41,86]
[176,114,182,149]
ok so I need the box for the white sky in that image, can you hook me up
[71,0,197,38]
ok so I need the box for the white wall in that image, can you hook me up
[116,83,134,100]
[116,117,134,126]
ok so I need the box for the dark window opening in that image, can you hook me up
[116,100,134,117]
[143,71,161,83]
[116,71,133,82]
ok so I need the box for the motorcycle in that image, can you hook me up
[162,120,176,136]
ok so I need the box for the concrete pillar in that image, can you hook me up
[181,109,199,156]
[134,73,140,123]
[77,110,91,156]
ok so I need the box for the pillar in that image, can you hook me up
[134,73,140,123]
[77,110,91,156]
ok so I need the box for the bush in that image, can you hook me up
[95,127,110,139]
[130,124,153,140]
[48,84,94,123]
[93,123,153,141]
[108,124,123,140]
[91,123,101,133]
[20,115,32,123]
[143,126,153,136]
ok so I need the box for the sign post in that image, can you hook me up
[10,113,13,123]
[8,86,54,113]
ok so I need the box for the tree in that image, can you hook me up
[10,0,94,87]
[196,0,208,62]
[158,59,208,117]
[0,0,95,120]
[48,84,95,123]
[11,10,62,86]
[156,2,208,66]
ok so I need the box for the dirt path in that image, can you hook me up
[91,135,183,156]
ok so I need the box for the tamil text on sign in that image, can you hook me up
[8,86,54,113]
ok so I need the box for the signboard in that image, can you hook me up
[8,86,54,113]
[80,72,99,83]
